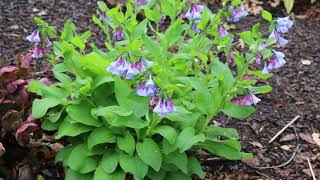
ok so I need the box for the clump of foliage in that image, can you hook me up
[28,0,293,179]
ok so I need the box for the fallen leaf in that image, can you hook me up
[269,0,280,7]
[280,134,296,142]
[241,157,261,168]
[312,133,320,147]
[301,59,312,65]
[300,133,315,144]
[302,169,312,177]
[249,141,263,148]
[280,145,293,151]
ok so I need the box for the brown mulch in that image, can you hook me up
[1,0,320,179]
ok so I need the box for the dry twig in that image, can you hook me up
[268,115,300,144]
[307,157,317,180]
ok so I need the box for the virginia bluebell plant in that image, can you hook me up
[27,0,293,179]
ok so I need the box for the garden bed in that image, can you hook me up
[1,0,320,179]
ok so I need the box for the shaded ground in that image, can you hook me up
[1,0,320,179]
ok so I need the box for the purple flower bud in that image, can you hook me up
[32,47,44,59]
[262,62,269,74]
[136,0,150,6]
[258,43,265,51]
[150,96,159,108]
[26,31,41,43]
[153,98,176,117]
[255,54,262,64]
[46,37,52,47]
[228,6,249,23]
[276,17,293,33]
[124,62,140,80]
[191,23,201,33]
[185,4,203,22]
[160,16,166,25]
[112,28,124,41]
[269,30,288,47]
[134,57,154,73]
[137,76,157,96]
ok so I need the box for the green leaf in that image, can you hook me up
[239,31,255,46]
[166,171,191,180]
[41,119,60,131]
[248,85,272,94]
[199,140,252,160]
[164,151,188,174]
[211,58,235,91]
[187,156,205,178]
[283,0,294,14]
[262,10,272,22]
[94,166,125,180]
[131,19,148,40]
[163,139,177,155]
[117,131,135,156]
[114,77,132,106]
[61,19,75,42]
[165,19,184,46]
[88,126,116,150]
[32,98,60,118]
[66,101,102,127]
[92,75,114,89]
[56,116,94,139]
[142,34,161,57]
[103,114,148,129]
[221,103,255,119]
[101,151,119,173]
[65,169,93,180]
[97,1,107,12]
[55,145,74,166]
[176,127,205,152]
[68,144,98,173]
[119,153,148,180]
[205,126,239,139]
[155,126,178,144]
[92,106,133,117]
[136,138,162,171]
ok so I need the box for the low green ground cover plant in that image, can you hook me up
[26,0,293,179]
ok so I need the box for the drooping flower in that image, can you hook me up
[255,54,262,64]
[233,93,261,106]
[134,57,154,73]
[267,50,286,70]
[228,6,249,23]
[137,76,157,96]
[32,46,44,59]
[112,28,124,41]
[136,0,150,6]
[107,56,140,80]
[153,98,176,117]
[191,23,201,33]
[45,37,52,47]
[269,30,288,47]
[149,96,159,109]
[276,17,293,33]
[185,4,204,22]
[26,31,41,43]
[218,27,233,44]
[262,62,269,74]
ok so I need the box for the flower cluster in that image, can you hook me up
[112,28,124,41]
[233,93,261,106]
[107,56,176,117]
[26,31,52,59]
[228,6,249,23]
[262,17,293,74]
[184,4,204,33]
[136,0,150,6]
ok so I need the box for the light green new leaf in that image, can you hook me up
[262,10,273,22]
[131,19,148,40]
[142,34,161,57]
[136,138,162,171]
[88,126,116,149]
